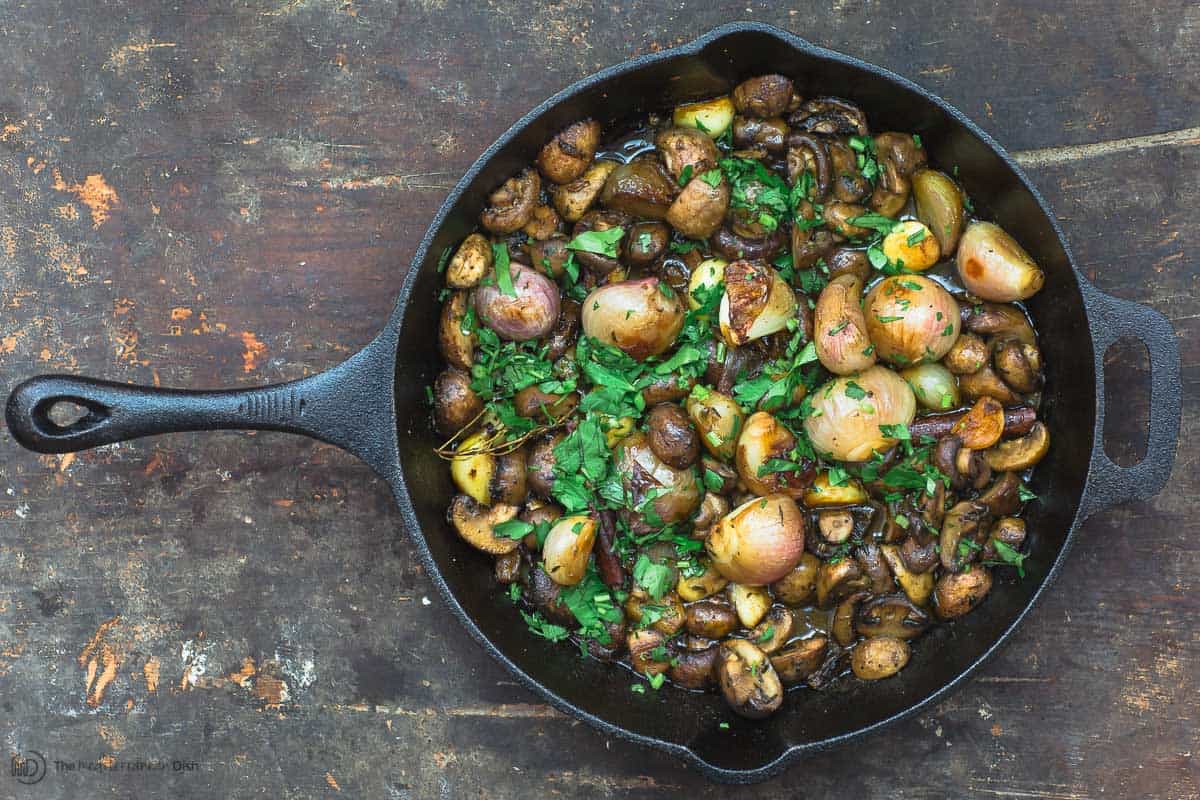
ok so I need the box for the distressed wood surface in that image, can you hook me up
[0,1,1196,798]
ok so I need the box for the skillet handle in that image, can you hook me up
[5,330,398,478]
[1077,280,1181,518]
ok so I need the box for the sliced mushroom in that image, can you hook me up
[817,509,855,544]
[770,552,821,605]
[628,628,670,677]
[513,385,578,422]
[962,303,1037,345]
[857,542,895,594]
[524,563,575,624]
[522,204,561,240]
[537,118,601,184]
[544,297,580,361]
[959,364,1024,406]
[480,168,540,234]
[789,96,868,137]
[733,116,789,152]
[716,639,784,719]
[553,160,616,223]
[816,557,871,608]
[851,636,910,680]
[939,500,989,572]
[526,432,563,499]
[870,131,927,216]
[711,224,787,263]
[494,550,521,584]
[786,132,832,197]
[448,495,520,555]
[827,138,871,203]
[855,593,931,640]
[600,158,678,220]
[831,590,868,646]
[978,471,1022,516]
[625,590,686,636]
[691,492,730,539]
[825,247,871,283]
[822,201,871,239]
[984,422,1050,471]
[880,544,935,605]
[748,605,795,654]
[984,516,1027,561]
[571,208,630,276]
[770,636,829,685]
[528,234,571,279]
[934,565,993,619]
[438,291,476,371]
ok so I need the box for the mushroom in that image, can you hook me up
[816,510,855,544]
[553,160,616,223]
[433,368,483,435]
[571,208,630,276]
[934,433,991,491]
[978,471,1022,516]
[827,138,872,203]
[536,118,602,184]
[480,168,540,234]
[685,599,739,639]
[666,171,730,239]
[984,516,1027,561]
[831,590,868,646]
[544,297,581,362]
[524,563,575,625]
[822,201,872,238]
[748,605,795,654]
[644,403,699,470]
[438,291,476,371]
[786,132,833,197]
[600,158,678,220]
[934,565,993,619]
[448,495,521,555]
[676,559,730,602]
[939,500,989,571]
[857,542,895,594]
[959,365,1024,406]
[628,629,671,678]
[445,233,493,289]
[523,204,561,240]
[712,225,787,263]
[851,636,911,680]
[690,492,730,539]
[962,303,1037,345]
[732,74,795,118]
[816,557,871,608]
[984,422,1050,471]
[624,221,671,269]
[669,645,719,689]
[655,126,719,182]
[788,96,869,136]
[880,544,936,605]
[733,116,790,153]
[716,639,784,719]
[942,331,990,375]
[526,432,563,499]
[450,432,528,506]
[870,131,927,216]
[994,339,1043,394]
[513,385,578,422]
[494,550,521,584]
[771,636,830,685]
[624,590,685,636]
[769,553,820,605]
[700,457,739,495]
[855,593,931,640]
[825,247,871,283]
[528,234,571,279]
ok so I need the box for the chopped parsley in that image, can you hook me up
[567,227,625,257]
[493,243,516,297]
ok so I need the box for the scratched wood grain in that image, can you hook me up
[0,1,1197,798]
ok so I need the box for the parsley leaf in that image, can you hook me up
[633,553,673,600]
[567,227,625,258]
[493,243,516,297]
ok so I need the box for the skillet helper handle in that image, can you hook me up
[6,333,397,474]
[1078,281,1181,518]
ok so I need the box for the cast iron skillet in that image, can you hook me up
[5,23,1182,783]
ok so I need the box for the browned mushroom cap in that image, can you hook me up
[445,233,493,289]
[448,495,521,555]
[585,616,628,662]
[666,173,730,239]
[537,119,602,184]
[939,500,989,571]
[770,635,829,685]
[480,168,540,234]
[600,158,678,220]
[655,126,719,182]
[978,471,1022,516]
[494,550,521,584]
[827,138,872,203]
[669,644,719,689]
[900,532,940,574]
[935,565,993,619]
[716,639,784,719]
[685,598,739,639]
[522,204,562,240]
[934,434,990,491]
[851,636,910,680]
[994,339,1043,393]
[438,291,476,371]
[524,562,575,624]
[691,492,730,538]
[789,97,869,137]
[770,552,821,605]
[822,201,871,239]
[856,542,895,594]
[433,368,483,435]
[700,457,739,496]
[831,590,868,646]
[641,371,696,406]
[553,160,616,223]
[984,422,1050,471]
[962,303,1037,344]
[624,221,670,269]
[983,516,1027,561]
[791,217,837,271]
[624,590,685,636]
[959,365,1024,406]
[855,593,931,640]
[816,557,872,608]
[526,432,563,499]
[544,297,580,362]
[786,132,833,198]
[733,116,790,153]
[825,247,871,283]
[732,74,795,118]
[628,628,671,677]
[571,208,631,276]
[748,605,795,654]
[712,224,787,263]
[943,331,990,374]
[527,234,571,279]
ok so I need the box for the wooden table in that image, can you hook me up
[1,2,1195,797]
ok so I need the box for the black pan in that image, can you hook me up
[5,23,1182,783]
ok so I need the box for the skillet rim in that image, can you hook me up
[382,21,1091,783]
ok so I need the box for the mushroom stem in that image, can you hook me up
[594,508,626,587]
[908,406,1036,441]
